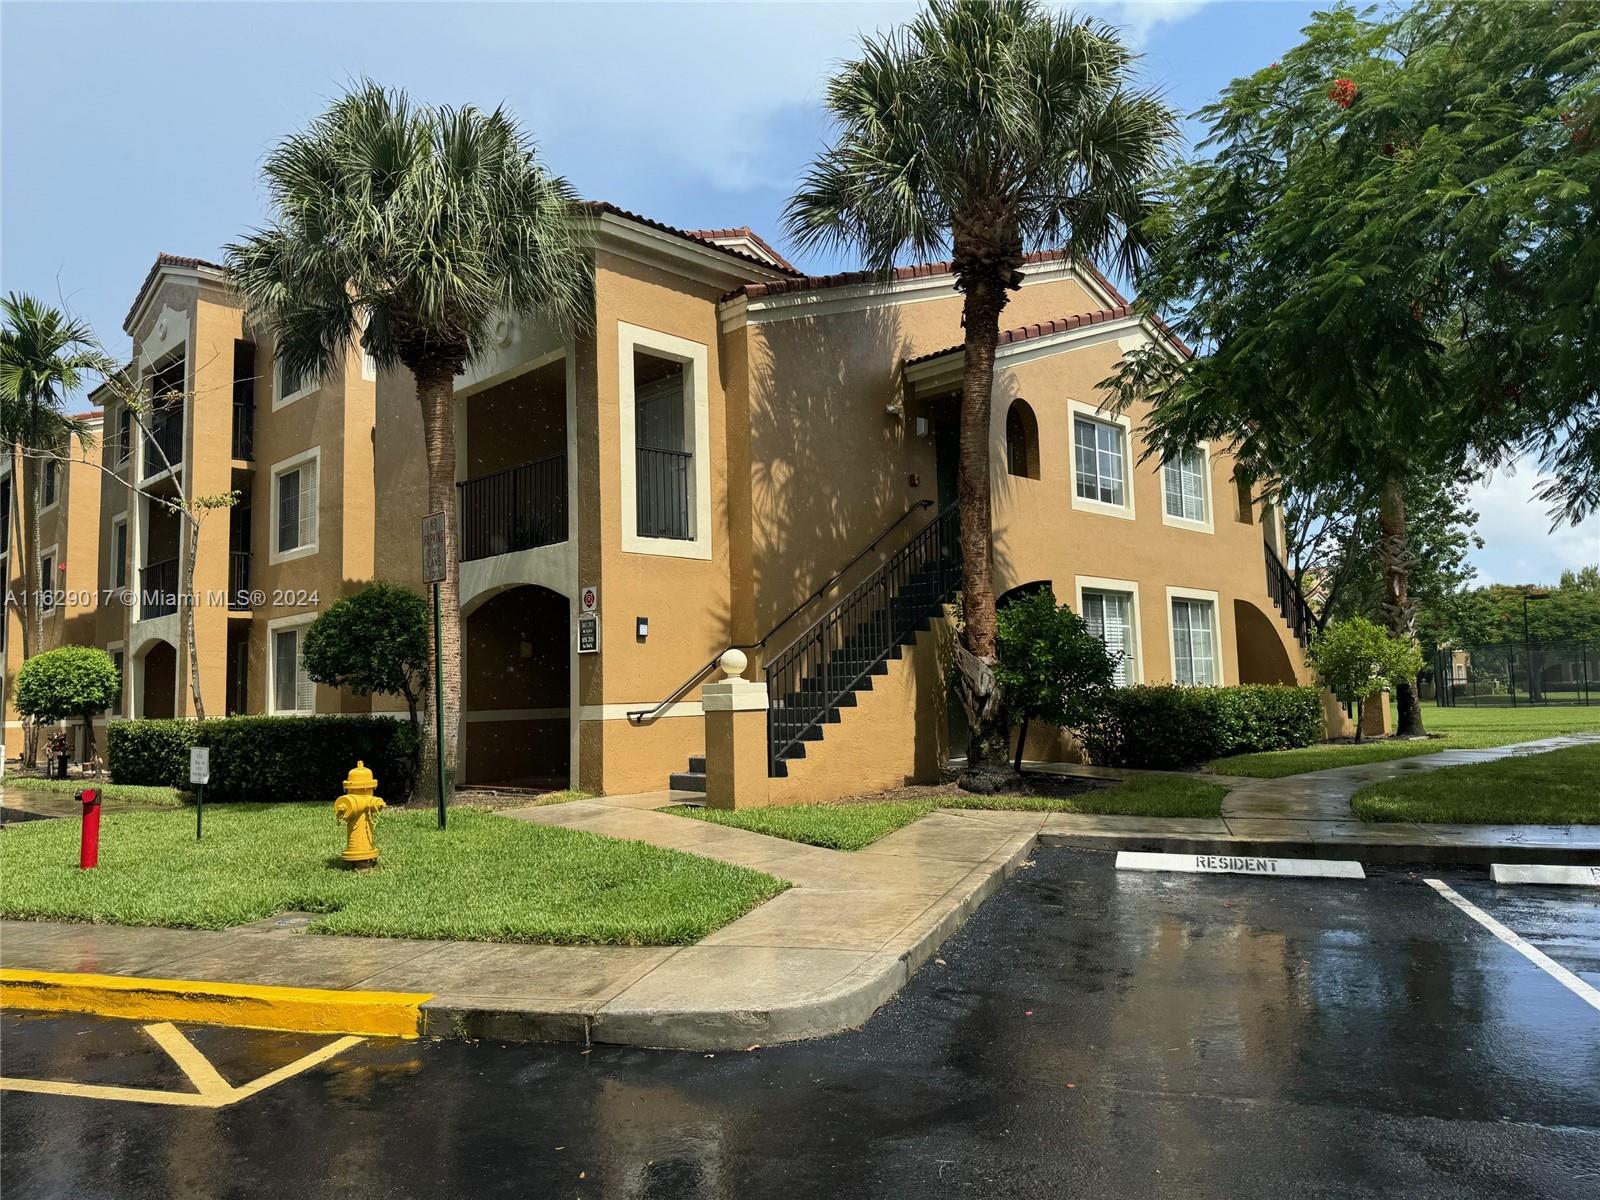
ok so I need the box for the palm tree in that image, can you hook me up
[785,0,1176,779]
[0,295,100,765]
[227,83,591,799]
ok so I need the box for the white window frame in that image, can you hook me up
[268,446,321,565]
[107,640,125,718]
[1075,575,1143,685]
[109,512,129,591]
[1068,400,1135,521]
[40,459,60,514]
[1161,442,1213,533]
[1166,585,1223,687]
[39,542,59,613]
[617,321,712,560]
[266,611,318,715]
[273,355,317,411]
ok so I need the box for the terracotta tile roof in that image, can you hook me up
[902,302,1190,369]
[728,248,1079,302]
[586,202,801,277]
[684,226,796,272]
[123,252,227,332]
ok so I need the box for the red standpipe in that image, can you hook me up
[78,788,101,869]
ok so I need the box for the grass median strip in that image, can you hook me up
[668,775,1227,850]
[1209,706,1600,778]
[1351,743,1600,825]
[0,804,787,944]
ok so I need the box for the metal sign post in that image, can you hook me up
[422,512,448,830]
[190,746,211,841]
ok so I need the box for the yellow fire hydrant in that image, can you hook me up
[333,761,385,866]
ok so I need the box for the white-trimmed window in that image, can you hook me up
[1169,591,1220,686]
[274,356,316,410]
[1069,402,1134,518]
[268,614,317,714]
[270,448,320,563]
[1081,587,1138,686]
[1162,445,1210,529]
[40,546,57,612]
[110,514,129,590]
[618,322,711,560]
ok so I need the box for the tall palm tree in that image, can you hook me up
[227,83,591,798]
[0,294,100,766]
[786,0,1176,778]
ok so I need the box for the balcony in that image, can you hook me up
[143,409,185,478]
[232,397,254,461]
[456,454,567,562]
[140,557,179,619]
[636,446,692,540]
[229,550,251,610]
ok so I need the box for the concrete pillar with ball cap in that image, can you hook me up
[701,649,770,810]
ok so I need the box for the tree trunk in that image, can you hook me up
[181,512,205,719]
[6,445,33,768]
[1013,713,1031,775]
[1377,477,1425,737]
[952,269,1010,780]
[1353,699,1364,742]
[413,360,462,802]
[25,452,45,766]
[81,707,97,770]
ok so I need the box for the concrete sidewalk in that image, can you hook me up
[3,736,1595,1049]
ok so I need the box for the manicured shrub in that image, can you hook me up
[1307,617,1424,741]
[108,715,420,804]
[996,589,1116,772]
[1083,684,1323,769]
[302,583,428,731]
[15,645,121,764]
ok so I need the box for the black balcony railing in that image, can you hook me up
[140,557,179,619]
[636,446,692,540]
[232,398,254,461]
[143,410,184,478]
[456,454,567,562]
[1265,543,1315,645]
[229,551,251,610]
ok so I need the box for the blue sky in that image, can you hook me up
[3,0,1594,584]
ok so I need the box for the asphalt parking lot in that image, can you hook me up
[3,846,1596,1199]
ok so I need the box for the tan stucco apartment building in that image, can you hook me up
[3,205,1312,800]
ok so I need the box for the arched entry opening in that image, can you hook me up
[1234,599,1299,684]
[462,585,570,789]
[139,639,178,719]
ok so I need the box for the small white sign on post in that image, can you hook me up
[1116,851,1364,880]
[421,512,447,585]
[580,585,599,614]
[1490,863,1600,888]
[189,746,211,786]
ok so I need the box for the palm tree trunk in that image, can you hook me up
[181,512,205,719]
[26,452,44,767]
[414,361,461,801]
[952,269,1009,778]
[1378,476,1425,737]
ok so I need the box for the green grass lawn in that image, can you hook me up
[1351,743,1600,825]
[3,776,183,807]
[1209,705,1600,778]
[668,775,1226,851]
[0,804,786,945]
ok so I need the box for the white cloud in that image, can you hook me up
[1466,458,1600,586]
[1079,1,1217,46]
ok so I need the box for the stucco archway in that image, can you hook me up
[137,639,178,719]
[461,584,570,788]
[1233,599,1299,684]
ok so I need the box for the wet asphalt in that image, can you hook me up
[3,846,1597,1199]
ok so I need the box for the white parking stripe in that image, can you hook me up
[1425,878,1600,1014]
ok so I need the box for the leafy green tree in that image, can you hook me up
[15,645,121,766]
[1306,617,1424,741]
[786,0,1177,781]
[995,589,1117,774]
[227,83,591,797]
[303,583,430,731]
[1107,1,1599,739]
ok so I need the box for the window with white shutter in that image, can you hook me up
[271,624,316,714]
[1171,598,1218,686]
[1163,446,1208,524]
[1082,589,1136,685]
[269,449,320,562]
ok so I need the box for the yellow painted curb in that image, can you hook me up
[0,969,432,1039]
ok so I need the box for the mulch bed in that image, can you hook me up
[834,769,1106,807]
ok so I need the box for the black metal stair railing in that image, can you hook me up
[765,502,960,775]
[1265,542,1315,645]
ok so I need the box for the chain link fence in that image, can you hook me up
[1433,639,1597,707]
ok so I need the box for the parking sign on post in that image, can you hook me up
[421,512,447,585]
[190,746,210,842]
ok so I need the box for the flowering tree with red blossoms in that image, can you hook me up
[1105,0,1598,737]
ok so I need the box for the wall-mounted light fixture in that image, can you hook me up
[636,616,650,640]
[913,416,931,438]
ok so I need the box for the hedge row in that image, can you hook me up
[107,716,420,804]
[1082,684,1324,770]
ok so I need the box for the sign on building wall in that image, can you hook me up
[578,612,600,654]
[581,585,599,613]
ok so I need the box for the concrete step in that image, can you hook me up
[668,771,707,793]
[687,755,706,774]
